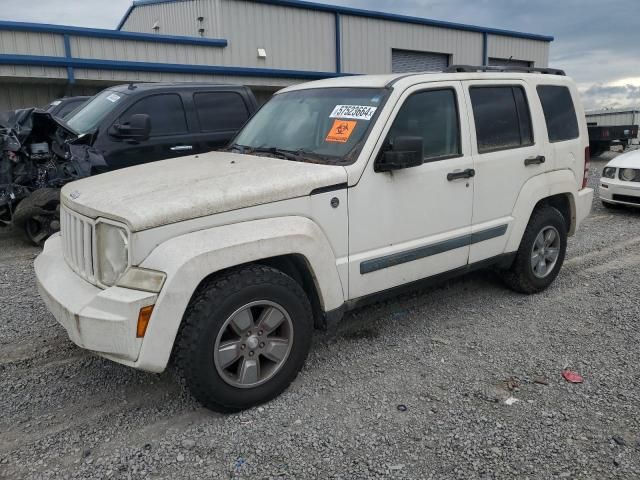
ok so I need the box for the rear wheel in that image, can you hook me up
[174,265,313,412]
[501,206,567,294]
[12,188,61,247]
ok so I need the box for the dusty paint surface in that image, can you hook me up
[61,152,347,231]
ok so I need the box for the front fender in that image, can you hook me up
[134,216,345,372]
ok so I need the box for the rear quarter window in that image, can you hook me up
[470,86,533,153]
[194,92,250,132]
[537,85,580,142]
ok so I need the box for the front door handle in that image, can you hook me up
[525,155,546,166]
[170,145,194,152]
[447,168,476,181]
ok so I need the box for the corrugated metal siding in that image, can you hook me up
[0,65,67,80]
[488,57,531,68]
[123,0,336,71]
[0,30,65,56]
[70,37,226,66]
[0,83,102,112]
[487,35,549,67]
[340,15,482,74]
[122,0,224,38]
[72,68,297,87]
[585,112,636,127]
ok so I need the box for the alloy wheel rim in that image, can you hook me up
[213,300,294,389]
[531,226,561,279]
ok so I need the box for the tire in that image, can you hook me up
[174,265,313,412]
[501,206,567,294]
[12,188,61,247]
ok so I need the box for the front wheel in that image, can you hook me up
[174,265,313,412]
[501,206,567,294]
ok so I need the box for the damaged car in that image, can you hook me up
[0,108,105,245]
[1,82,258,245]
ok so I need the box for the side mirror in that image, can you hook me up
[110,114,151,141]
[375,136,424,172]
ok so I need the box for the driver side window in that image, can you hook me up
[119,94,188,137]
[387,89,461,161]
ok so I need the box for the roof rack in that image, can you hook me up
[444,65,566,76]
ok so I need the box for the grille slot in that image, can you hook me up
[612,194,640,205]
[61,207,95,283]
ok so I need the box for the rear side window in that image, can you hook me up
[194,92,250,132]
[58,100,85,118]
[386,88,461,160]
[470,86,533,153]
[120,93,188,137]
[537,85,580,142]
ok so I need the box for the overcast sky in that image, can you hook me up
[4,0,639,110]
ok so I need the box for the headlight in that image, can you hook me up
[620,168,639,182]
[96,221,129,286]
[602,167,616,179]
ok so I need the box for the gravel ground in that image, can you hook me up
[1,158,640,479]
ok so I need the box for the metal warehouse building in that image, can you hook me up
[0,0,553,111]
[586,108,640,141]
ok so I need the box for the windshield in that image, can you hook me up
[232,87,388,164]
[66,90,125,134]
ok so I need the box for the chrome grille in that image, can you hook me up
[61,207,95,283]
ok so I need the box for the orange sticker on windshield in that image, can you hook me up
[326,120,357,143]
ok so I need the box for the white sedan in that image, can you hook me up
[600,149,640,208]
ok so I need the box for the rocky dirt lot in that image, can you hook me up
[1,159,639,479]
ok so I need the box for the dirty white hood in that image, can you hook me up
[61,151,347,231]
[606,149,640,169]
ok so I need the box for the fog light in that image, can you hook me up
[137,305,154,338]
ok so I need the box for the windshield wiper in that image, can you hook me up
[249,146,333,163]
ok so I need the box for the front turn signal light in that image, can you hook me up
[137,305,155,338]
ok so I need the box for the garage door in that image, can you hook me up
[489,57,532,68]
[392,49,450,73]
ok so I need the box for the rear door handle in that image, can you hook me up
[447,168,476,181]
[524,155,546,166]
[170,145,193,152]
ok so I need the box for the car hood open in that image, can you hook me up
[61,151,348,231]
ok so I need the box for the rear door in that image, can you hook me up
[463,80,550,263]
[190,90,252,153]
[102,92,192,169]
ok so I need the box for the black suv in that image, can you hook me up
[0,83,258,244]
[63,83,258,169]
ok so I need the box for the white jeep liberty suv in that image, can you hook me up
[35,66,594,412]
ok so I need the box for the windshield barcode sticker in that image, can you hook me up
[106,94,121,103]
[330,105,377,121]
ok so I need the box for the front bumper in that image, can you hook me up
[35,234,157,365]
[600,178,640,207]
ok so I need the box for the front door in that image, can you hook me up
[348,82,474,300]
[102,93,196,170]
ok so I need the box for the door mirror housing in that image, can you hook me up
[375,136,424,172]
[110,114,151,141]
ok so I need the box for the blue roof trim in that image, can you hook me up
[0,20,228,47]
[0,53,345,80]
[122,0,554,42]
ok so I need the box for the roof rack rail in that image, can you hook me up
[444,65,566,76]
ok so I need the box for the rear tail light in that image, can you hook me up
[582,146,590,189]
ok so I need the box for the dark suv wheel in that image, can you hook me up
[175,265,313,412]
[501,206,568,294]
